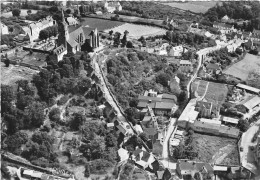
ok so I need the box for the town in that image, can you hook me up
[1,1,260,180]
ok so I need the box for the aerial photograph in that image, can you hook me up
[1,0,260,180]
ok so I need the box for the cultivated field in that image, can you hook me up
[1,62,39,86]
[104,23,167,39]
[161,1,218,13]
[81,17,125,31]
[224,53,260,81]
[192,80,228,105]
[192,133,239,165]
[1,9,38,18]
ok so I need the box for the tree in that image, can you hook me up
[25,101,46,128]
[27,9,32,15]
[39,29,49,40]
[1,162,11,179]
[70,113,85,131]
[85,163,91,177]
[12,8,21,17]
[109,30,113,36]
[1,85,15,115]
[156,73,170,87]
[4,58,10,67]
[113,32,121,47]
[66,9,71,14]
[238,119,249,132]
[126,41,133,48]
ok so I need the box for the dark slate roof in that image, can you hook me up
[162,94,177,100]
[155,102,175,110]
[141,151,150,162]
[68,25,82,33]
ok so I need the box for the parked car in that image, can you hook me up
[240,147,243,151]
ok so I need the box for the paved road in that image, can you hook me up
[239,119,260,175]
[162,118,177,159]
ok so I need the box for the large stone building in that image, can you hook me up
[22,16,57,43]
[104,1,122,13]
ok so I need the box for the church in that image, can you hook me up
[53,10,100,61]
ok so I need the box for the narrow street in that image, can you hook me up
[162,118,177,159]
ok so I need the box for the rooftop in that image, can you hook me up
[213,22,233,29]
[155,102,175,110]
[222,116,239,124]
[180,60,192,65]
[243,96,260,110]
[236,83,260,94]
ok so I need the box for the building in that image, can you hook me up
[236,83,260,94]
[1,22,9,35]
[114,119,132,136]
[54,10,99,58]
[221,15,229,22]
[252,29,260,41]
[242,96,260,113]
[167,45,186,57]
[22,16,57,43]
[190,121,240,138]
[213,23,234,34]
[104,1,122,13]
[178,99,199,129]
[176,159,214,180]
[195,101,212,118]
[222,116,239,125]
[66,16,79,26]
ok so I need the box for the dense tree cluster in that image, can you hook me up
[106,49,181,110]
[119,1,199,22]
[39,25,58,40]
[205,2,260,31]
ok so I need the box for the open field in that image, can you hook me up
[192,80,228,105]
[192,133,239,165]
[1,62,39,86]
[1,9,38,18]
[223,53,260,81]
[161,1,218,13]
[81,17,125,31]
[104,23,167,39]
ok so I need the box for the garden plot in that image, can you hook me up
[192,133,239,166]
[104,23,167,39]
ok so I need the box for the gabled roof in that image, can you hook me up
[155,102,175,110]
[243,96,260,110]
[206,63,221,70]
[213,22,233,29]
[138,95,162,102]
[161,94,177,100]
[82,27,96,38]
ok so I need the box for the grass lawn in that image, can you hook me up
[81,17,125,31]
[223,53,260,81]
[161,1,218,13]
[104,23,167,39]
[1,9,37,18]
[1,62,39,86]
[192,133,239,165]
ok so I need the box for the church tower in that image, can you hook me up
[57,10,69,49]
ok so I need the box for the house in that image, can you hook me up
[206,63,222,75]
[51,44,67,62]
[114,119,132,136]
[236,83,260,94]
[176,159,214,180]
[179,60,192,72]
[66,16,79,26]
[167,45,186,57]
[242,96,260,113]
[190,121,240,138]
[56,10,99,54]
[22,16,57,43]
[157,93,177,103]
[118,148,129,162]
[221,15,229,22]
[104,1,122,13]
[242,31,252,40]
[131,148,155,169]
[222,116,239,125]
[1,22,9,35]
[178,99,199,129]
[213,22,234,34]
